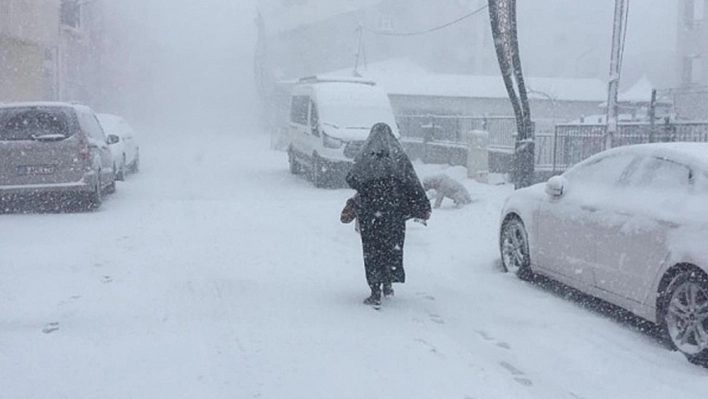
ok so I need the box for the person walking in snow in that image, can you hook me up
[344,123,431,306]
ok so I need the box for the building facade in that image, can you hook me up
[0,0,61,101]
[678,0,708,87]
[0,0,103,103]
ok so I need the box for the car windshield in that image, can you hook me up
[0,107,72,141]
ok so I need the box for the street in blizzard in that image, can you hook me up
[1,1,708,399]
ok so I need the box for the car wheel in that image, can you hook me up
[311,153,327,188]
[131,151,140,173]
[105,178,116,195]
[288,148,301,175]
[500,216,534,280]
[662,271,708,364]
[83,177,103,211]
[115,161,125,181]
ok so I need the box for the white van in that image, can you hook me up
[287,77,399,187]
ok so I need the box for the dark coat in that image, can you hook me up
[346,123,430,287]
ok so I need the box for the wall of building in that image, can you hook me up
[0,0,60,102]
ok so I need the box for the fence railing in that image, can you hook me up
[396,114,708,174]
[552,121,708,172]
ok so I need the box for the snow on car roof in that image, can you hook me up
[311,82,392,108]
[577,142,708,172]
[0,101,80,110]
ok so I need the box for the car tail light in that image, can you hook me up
[79,138,90,160]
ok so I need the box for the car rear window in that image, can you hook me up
[0,107,74,141]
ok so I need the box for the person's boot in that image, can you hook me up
[363,284,382,306]
[383,282,394,298]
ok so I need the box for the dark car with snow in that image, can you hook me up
[0,102,116,210]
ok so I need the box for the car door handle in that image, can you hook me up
[581,205,598,213]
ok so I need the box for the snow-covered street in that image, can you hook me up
[1,131,706,399]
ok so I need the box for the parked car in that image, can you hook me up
[97,113,140,180]
[287,76,399,187]
[0,102,116,210]
[499,143,708,364]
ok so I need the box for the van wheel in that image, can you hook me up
[311,154,327,188]
[289,148,302,175]
[132,151,140,173]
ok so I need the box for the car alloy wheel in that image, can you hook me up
[665,274,708,357]
[500,217,532,280]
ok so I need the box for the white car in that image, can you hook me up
[97,113,140,180]
[287,77,399,187]
[499,143,708,364]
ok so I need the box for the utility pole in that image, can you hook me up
[488,0,534,189]
[605,0,627,150]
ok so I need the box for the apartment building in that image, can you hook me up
[0,0,103,103]
[0,0,61,101]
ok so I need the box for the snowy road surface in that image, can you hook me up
[1,131,707,399]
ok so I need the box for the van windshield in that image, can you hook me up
[0,107,73,141]
[319,105,397,131]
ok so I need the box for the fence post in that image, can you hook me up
[649,89,657,143]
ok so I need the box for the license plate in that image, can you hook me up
[17,165,55,176]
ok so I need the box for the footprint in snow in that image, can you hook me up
[427,311,445,325]
[42,322,60,334]
[415,292,436,301]
[499,361,533,387]
[101,276,113,284]
[476,330,511,350]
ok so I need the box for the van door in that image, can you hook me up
[289,94,311,159]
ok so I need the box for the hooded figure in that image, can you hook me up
[346,123,431,306]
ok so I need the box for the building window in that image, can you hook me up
[61,0,81,29]
[682,55,703,86]
[378,14,395,32]
[696,0,705,23]
[685,0,705,29]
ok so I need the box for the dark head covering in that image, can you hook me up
[346,122,430,220]
[346,123,409,188]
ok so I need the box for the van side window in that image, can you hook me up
[290,96,309,125]
[310,100,319,137]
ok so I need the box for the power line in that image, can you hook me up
[360,4,489,37]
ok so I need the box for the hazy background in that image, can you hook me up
[93,0,677,134]
[101,0,259,134]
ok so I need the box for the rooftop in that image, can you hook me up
[322,59,609,102]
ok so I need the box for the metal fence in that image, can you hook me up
[397,114,708,175]
[396,114,519,148]
[552,121,708,172]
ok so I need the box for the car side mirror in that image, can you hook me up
[545,175,567,197]
[311,125,320,137]
[106,134,120,145]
